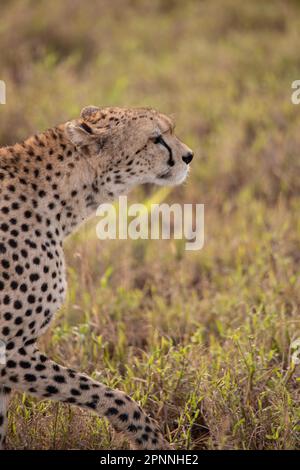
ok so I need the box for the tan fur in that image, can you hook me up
[0,106,193,449]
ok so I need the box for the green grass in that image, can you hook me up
[1,0,300,449]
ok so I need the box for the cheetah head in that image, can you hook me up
[65,106,193,195]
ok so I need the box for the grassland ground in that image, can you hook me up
[1,0,300,450]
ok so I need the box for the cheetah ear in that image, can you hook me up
[65,106,103,146]
[80,105,100,121]
[65,120,96,147]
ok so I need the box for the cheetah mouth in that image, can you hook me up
[155,166,189,186]
[157,170,172,179]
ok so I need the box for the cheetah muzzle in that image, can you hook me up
[0,105,193,450]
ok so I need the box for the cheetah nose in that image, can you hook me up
[182,151,194,165]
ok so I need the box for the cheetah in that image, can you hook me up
[0,105,193,450]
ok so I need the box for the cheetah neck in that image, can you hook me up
[1,125,127,239]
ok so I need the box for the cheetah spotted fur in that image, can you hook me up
[0,105,193,450]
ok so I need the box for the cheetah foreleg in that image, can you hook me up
[0,385,11,450]
[3,350,170,450]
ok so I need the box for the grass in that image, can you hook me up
[1,0,300,450]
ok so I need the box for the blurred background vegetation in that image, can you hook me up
[1,0,300,450]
